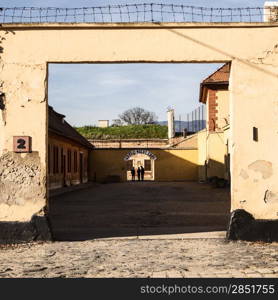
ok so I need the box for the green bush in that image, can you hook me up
[75,124,168,139]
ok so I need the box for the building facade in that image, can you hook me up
[90,148,198,183]
[198,63,231,183]
[48,106,93,190]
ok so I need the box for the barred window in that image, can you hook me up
[74,151,77,173]
[67,149,72,173]
[48,145,51,174]
[53,146,59,174]
[61,148,64,173]
[145,160,151,171]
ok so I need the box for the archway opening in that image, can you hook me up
[125,150,157,181]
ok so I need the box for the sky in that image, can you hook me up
[0,1,267,8]
[2,0,267,126]
[48,63,222,126]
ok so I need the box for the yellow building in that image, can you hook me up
[89,148,198,183]
[48,106,93,190]
[198,63,230,183]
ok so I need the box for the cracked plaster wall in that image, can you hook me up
[0,23,277,221]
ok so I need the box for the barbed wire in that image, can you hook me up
[0,4,277,24]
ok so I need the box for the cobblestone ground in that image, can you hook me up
[0,238,278,278]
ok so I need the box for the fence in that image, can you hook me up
[185,105,206,133]
[0,4,275,24]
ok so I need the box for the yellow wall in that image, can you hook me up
[197,130,207,181]
[197,129,229,180]
[207,132,227,178]
[216,90,230,129]
[89,149,198,182]
[154,149,198,181]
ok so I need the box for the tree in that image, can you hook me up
[119,107,157,125]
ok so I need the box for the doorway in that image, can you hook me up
[126,153,155,181]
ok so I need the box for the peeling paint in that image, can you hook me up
[264,190,278,204]
[251,43,278,66]
[0,152,46,206]
[248,160,273,179]
[239,169,249,180]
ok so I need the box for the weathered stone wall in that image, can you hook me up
[0,152,44,204]
[0,152,46,222]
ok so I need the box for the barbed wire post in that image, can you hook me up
[118,4,122,22]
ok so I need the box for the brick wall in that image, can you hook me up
[208,89,218,131]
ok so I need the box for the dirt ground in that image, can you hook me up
[48,181,230,240]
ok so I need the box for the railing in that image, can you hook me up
[0,4,276,24]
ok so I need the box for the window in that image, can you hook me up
[253,127,258,142]
[53,146,59,174]
[74,150,77,173]
[48,145,51,174]
[61,148,64,173]
[67,149,72,172]
[145,160,151,171]
[56,147,59,173]
[84,156,87,173]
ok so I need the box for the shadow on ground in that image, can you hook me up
[48,181,230,241]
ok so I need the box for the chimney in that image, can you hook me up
[167,108,175,139]
[264,2,278,22]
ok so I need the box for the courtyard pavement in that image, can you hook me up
[48,181,230,240]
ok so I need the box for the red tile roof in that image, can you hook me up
[199,63,230,103]
[202,63,231,84]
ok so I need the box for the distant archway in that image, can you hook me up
[124,150,156,181]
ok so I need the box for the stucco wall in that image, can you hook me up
[207,132,227,179]
[89,149,198,182]
[216,90,230,129]
[230,59,278,219]
[0,23,277,223]
[197,130,207,181]
[197,129,228,181]
[155,149,198,181]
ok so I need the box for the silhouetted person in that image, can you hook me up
[131,166,135,181]
[137,167,141,181]
[140,166,145,181]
